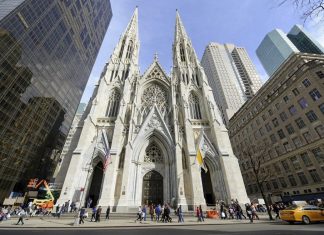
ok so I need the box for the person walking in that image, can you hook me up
[199,205,204,222]
[177,205,184,223]
[56,204,61,219]
[196,207,201,222]
[149,204,154,221]
[155,204,161,222]
[91,206,97,222]
[16,208,26,225]
[251,204,259,220]
[79,207,85,224]
[95,206,102,222]
[273,204,280,220]
[105,205,110,220]
[246,204,253,223]
[135,206,142,223]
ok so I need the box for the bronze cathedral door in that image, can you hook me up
[142,170,163,205]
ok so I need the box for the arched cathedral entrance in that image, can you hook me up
[201,166,215,205]
[142,170,163,205]
[87,162,104,207]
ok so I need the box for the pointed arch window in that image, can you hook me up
[126,40,133,59]
[110,70,115,82]
[119,38,126,58]
[189,92,202,119]
[106,89,121,117]
[180,43,186,62]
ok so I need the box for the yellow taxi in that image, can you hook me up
[280,205,324,224]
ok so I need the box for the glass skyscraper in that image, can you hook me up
[256,25,324,77]
[0,0,112,202]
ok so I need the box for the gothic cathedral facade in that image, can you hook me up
[57,8,249,212]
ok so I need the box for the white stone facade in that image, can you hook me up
[57,9,249,212]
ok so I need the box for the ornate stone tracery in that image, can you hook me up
[144,143,163,163]
[141,84,168,115]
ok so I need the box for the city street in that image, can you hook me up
[1,223,324,235]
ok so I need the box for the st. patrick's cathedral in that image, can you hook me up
[57,8,249,212]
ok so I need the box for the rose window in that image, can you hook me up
[141,84,167,114]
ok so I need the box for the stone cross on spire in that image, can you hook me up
[154,52,158,61]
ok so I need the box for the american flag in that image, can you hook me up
[101,131,111,171]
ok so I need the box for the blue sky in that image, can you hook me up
[81,0,324,103]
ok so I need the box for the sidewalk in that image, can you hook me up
[0,214,277,228]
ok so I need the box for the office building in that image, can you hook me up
[228,53,324,203]
[201,43,263,126]
[0,0,112,202]
[257,25,324,76]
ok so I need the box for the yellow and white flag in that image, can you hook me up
[196,130,208,172]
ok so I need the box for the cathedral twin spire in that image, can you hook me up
[112,7,198,70]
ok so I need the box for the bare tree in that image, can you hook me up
[279,0,324,22]
[242,143,274,220]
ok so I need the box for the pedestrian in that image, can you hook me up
[56,204,61,218]
[155,204,161,222]
[273,204,280,220]
[164,205,171,223]
[135,206,142,223]
[199,205,204,222]
[246,204,253,223]
[106,205,110,220]
[177,205,184,223]
[95,206,102,222]
[79,207,85,224]
[142,205,147,221]
[251,204,259,220]
[149,204,154,221]
[91,206,97,222]
[16,208,26,225]
[196,206,201,222]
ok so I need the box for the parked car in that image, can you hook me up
[280,205,324,224]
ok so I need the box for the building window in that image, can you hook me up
[283,96,289,103]
[290,156,301,170]
[288,175,297,186]
[280,111,288,121]
[319,103,324,114]
[126,40,133,59]
[272,118,279,127]
[309,169,321,183]
[119,38,126,58]
[106,89,121,117]
[179,43,186,62]
[265,123,272,132]
[275,103,280,110]
[295,118,306,129]
[306,110,318,122]
[292,88,300,96]
[315,125,324,137]
[316,71,324,79]
[301,152,313,166]
[281,160,290,172]
[259,127,264,136]
[286,124,295,134]
[297,172,309,185]
[309,89,322,101]
[302,78,311,87]
[312,147,324,163]
[270,134,277,144]
[189,92,202,119]
[298,98,308,109]
[288,105,297,116]
[283,142,292,152]
[292,136,303,147]
[277,129,286,139]
[303,131,312,143]
[271,179,279,189]
[262,115,266,121]
[268,109,273,116]
[279,177,287,188]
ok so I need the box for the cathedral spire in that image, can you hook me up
[174,10,189,42]
[123,6,139,42]
[110,7,139,66]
